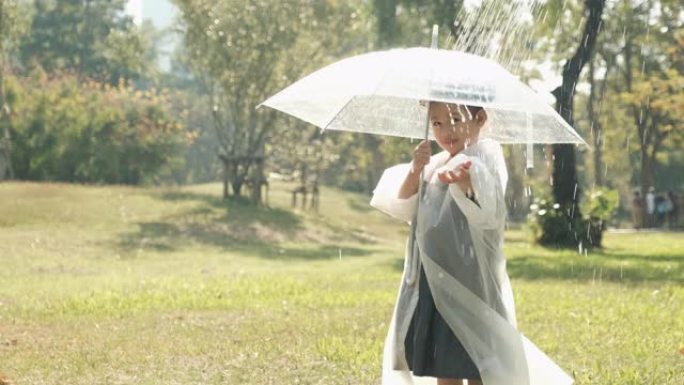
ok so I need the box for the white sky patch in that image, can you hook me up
[463,0,483,8]
[125,0,143,25]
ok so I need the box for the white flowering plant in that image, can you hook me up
[528,188,619,248]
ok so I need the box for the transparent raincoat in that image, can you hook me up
[370,138,573,385]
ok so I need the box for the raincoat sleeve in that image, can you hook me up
[442,141,508,229]
[370,162,418,223]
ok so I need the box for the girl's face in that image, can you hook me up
[429,102,486,156]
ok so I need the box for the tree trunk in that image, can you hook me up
[588,58,604,186]
[250,146,265,205]
[639,149,654,227]
[221,158,230,199]
[231,177,243,197]
[0,0,14,181]
[250,165,263,205]
[546,0,605,247]
[639,148,654,198]
[364,135,385,194]
[504,146,526,221]
[367,0,396,193]
[0,69,12,181]
[373,0,397,49]
[592,134,604,186]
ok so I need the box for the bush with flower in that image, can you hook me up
[529,188,619,248]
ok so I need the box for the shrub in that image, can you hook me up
[529,188,619,249]
[8,72,186,184]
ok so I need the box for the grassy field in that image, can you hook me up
[1,181,682,385]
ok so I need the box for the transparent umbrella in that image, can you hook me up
[259,39,586,149]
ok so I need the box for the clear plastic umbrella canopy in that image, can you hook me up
[260,47,586,145]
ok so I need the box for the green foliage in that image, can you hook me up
[175,0,371,198]
[168,88,222,184]
[526,0,683,232]
[527,197,577,247]
[19,0,150,84]
[529,187,619,248]
[582,188,620,223]
[8,72,186,184]
[0,0,31,55]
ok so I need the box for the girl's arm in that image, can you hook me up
[370,163,418,223]
[398,140,431,199]
[370,140,431,223]
[397,167,422,199]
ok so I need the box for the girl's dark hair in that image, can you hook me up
[462,105,485,120]
[422,101,486,119]
[465,105,483,114]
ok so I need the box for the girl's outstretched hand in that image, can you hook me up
[437,160,474,197]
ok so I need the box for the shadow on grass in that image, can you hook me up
[158,191,302,234]
[501,231,683,284]
[387,242,682,285]
[250,244,372,260]
[347,197,373,213]
[505,239,683,284]
[113,190,375,261]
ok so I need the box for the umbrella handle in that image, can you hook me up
[406,25,439,287]
[405,84,434,286]
[431,24,439,49]
[405,180,424,287]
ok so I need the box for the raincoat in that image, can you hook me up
[370,138,573,385]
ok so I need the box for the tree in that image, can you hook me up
[530,0,606,247]
[19,0,148,84]
[176,0,369,203]
[0,0,29,180]
[574,0,683,226]
[616,0,683,202]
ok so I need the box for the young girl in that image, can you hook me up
[370,101,520,385]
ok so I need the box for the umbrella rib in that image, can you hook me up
[322,96,356,131]
[323,51,390,132]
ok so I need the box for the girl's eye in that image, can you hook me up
[432,121,442,127]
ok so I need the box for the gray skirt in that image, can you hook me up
[404,265,482,380]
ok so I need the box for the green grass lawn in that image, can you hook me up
[1,181,682,385]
